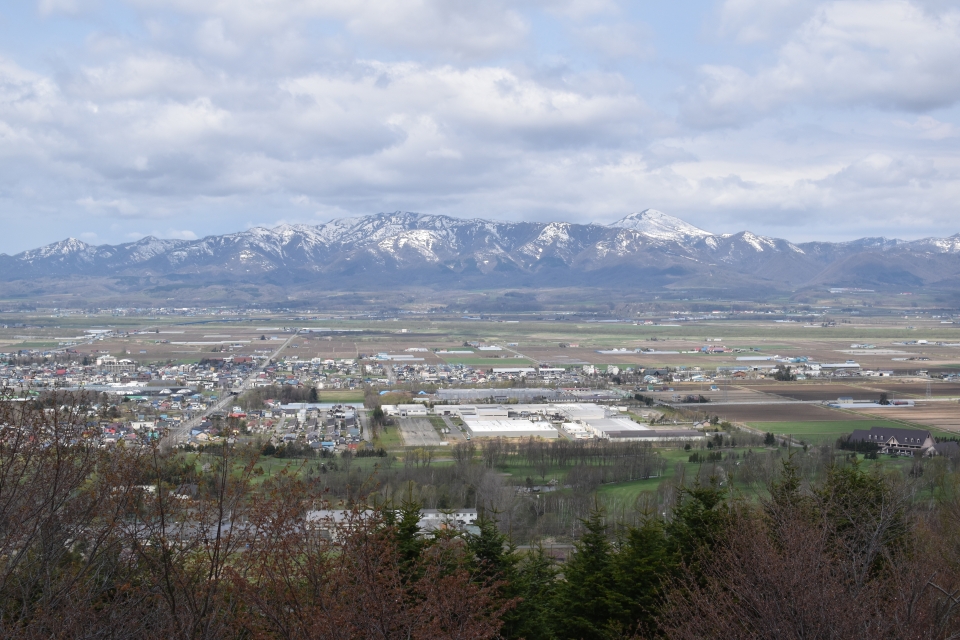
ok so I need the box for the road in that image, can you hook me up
[165,331,298,445]
[500,344,538,364]
[441,415,466,442]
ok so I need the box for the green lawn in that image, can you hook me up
[374,426,403,450]
[597,475,671,500]
[749,419,908,439]
[318,390,365,403]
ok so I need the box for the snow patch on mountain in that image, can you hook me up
[913,235,960,253]
[609,209,713,243]
[740,232,776,252]
[379,230,443,262]
[20,238,92,261]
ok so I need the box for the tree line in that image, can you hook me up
[1,395,960,638]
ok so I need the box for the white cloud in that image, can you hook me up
[686,1,960,126]
[77,197,138,215]
[125,0,532,58]
[38,0,100,17]
[575,23,654,59]
[156,229,198,240]
[896,115,958,140]
[717,0,822,43]
[67,53,210,100]
[820,153,938,188]
[195,19,241,58]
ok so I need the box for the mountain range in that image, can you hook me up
[3,210,960,297]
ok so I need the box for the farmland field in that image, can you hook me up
[710,403,862,423]
[437,356,533,366]
[855,402,960,433]
[858,382,960,398]
[749,384,883,402]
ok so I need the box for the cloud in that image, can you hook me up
[685,1,960,126]
[819,153,938,189]
[1,0,960,251]
[2,52,652,201]
[125,0,532,59]
[156,229,198,240]
[574,23,654,59]
[38,0,101,17]
[195,19,241,58]
[77,197,138,215]
[717,0,822,43]
[895,115,958,140]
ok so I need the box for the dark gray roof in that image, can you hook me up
[933,441,960,457]
[849,426,931,445]
[606,429,701,439]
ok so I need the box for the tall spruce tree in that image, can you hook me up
[504,544,558,640]
[613,517,675,637]
[551,507,629,639]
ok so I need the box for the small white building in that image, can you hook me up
[396,404,428,417]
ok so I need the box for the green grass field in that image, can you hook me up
[317,390,365,403]
[374,426,403,450]
[749,419,908,439]
[597,475,672,500]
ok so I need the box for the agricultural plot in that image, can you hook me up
[710,403,863,423]
[751,384,883,402]
[858,382,960,398]
[437,355,532,366]
[647,386,782,404]
[855,402,960,433]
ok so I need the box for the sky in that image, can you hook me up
[1,0,959,253]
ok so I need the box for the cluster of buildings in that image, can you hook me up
[383,399,703,442]
[251,358,364,391]
[191,402,367,453]
[0,350,262,393]
[306,508,479,539]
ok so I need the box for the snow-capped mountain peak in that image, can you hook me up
[609,209,713,242]
[19,238,92,261]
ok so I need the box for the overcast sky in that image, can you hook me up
[1,0,959,253]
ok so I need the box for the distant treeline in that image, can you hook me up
[238,384,320,409]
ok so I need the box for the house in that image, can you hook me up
[847,426,934,455]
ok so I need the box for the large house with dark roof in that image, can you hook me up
[847,426,934,455]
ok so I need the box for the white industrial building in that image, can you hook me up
[463,418,560,439]
[583,417,649,438]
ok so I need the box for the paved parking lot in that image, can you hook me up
[398,418,442,447]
